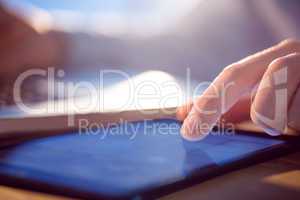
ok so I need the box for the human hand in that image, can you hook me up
[177,39,300,141]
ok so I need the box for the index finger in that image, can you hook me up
[179,39,300,141]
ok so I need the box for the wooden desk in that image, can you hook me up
[1,151,299,200]
[161,151,300,200]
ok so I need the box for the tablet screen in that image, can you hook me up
[0,119,287,199]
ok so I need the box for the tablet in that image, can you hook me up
[0,119,294,199]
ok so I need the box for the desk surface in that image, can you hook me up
[1,151,299,200]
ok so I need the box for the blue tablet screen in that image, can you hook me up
[0,119,285,199]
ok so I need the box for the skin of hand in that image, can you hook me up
[177,39,300,141]
[0,4,64,79]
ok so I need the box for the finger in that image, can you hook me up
[251,53,300,135]
[288,87,300,132]
[178,39,300,121]
[176,100,193,121]
[178,93,252,123]
[221,94,251,123]
[180,39,300,141]
[288,85,300,132]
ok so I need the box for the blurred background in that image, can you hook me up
[3,0,300,81]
